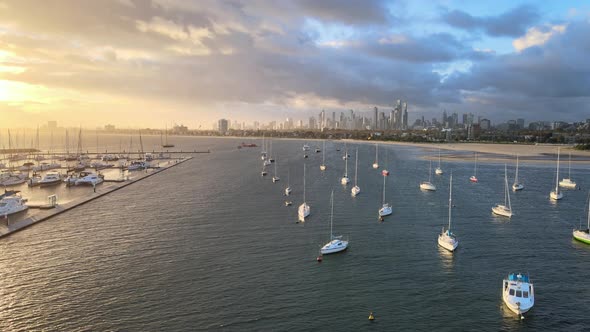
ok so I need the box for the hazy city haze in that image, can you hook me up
[0,0,589,128]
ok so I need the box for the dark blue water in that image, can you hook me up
[0,137,589,331]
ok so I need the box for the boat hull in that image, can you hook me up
[469,176,478,183]
[379,205,392,217]
[320,165,326,171]
[420,182,436,191]
[341,177,350,185]
[435,168,443,175]
[559,179,577,189]
[492,205,512,218]
[512,183,524,191]
[372,163,379,169]
[550,191,563,200]
[320,240,348,255]
[298,204,310,222]
[351,186,360,196]
[438,234,458,252]
[573,230,590,244]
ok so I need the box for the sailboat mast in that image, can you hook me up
[448,174,453,230]
[428,160,432,182]
[354,148,358,185]
[504,164,508,206]
[568,152,572,178]
[344,148,348,176]
[474,152,478,176]
[382,175,386,204]
[375,144,378,163]
[438,149,441,167]
[514,155,519,184]
[556,148,560,193]
[303,164,306,203]
[330,190,334,239]
[322,141,325,164]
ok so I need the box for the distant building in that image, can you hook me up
[480,118,491,130]
[517,118,525,129]
[217,119,229,134]
[173,124,189,134]
[47,121,57,129]
[373,107,378,130]
[104,124,115,131]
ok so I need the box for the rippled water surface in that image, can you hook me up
[1,136,589,331]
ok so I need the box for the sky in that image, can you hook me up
[0,0,589,129]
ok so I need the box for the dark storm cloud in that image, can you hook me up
[442,5,540,37]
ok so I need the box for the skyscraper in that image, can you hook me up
[402,102,408,130]
[218,119,229,134]
[374,107,378,130]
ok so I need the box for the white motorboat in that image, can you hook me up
[550,148,563,200]
[28,174,43,187]
[39,171,63,187]
[378,175,392,217]
[298,164,310,222]
[351,148,360,196]
[573,194,590,244]
[559,152,577,189]
[127,160,148,171]
[435,149,443,175]
[419,160,437,191]
[320,190,348,255]
[320,141,327,171]
[341,148,350,185]
[512,155,524,191]
[492,165,513,218]
[32,162,61,172]
[74,172,104,186]
[0,194,28,216]
[502,273,534,318]
[438,174,458,252]
[470,152,478,182]
[372,143,379,169]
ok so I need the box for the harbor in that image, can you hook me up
[0,156,192,239]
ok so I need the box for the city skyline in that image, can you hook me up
[1,1,590,128]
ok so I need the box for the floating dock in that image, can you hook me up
[0,157,193,239]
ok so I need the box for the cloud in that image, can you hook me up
[513,24,566,52]
[442,5,540,37]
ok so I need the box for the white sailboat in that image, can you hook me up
[351,148,360,196]
[438,174,458,252]
[420,160,437,191]
[272,158,280,183]
[378,175,392,217]
[550,148,563,200]
[285,169,292,196]
[268,140,275,163]
[435,149,443,175]
[470,152,478,182]
[260,134,267,160]
[559,152,577,189]
[573,194,590,245]
[261,162,267,176]
[503,273,534,318]
[320,190,349,255]
[320,141,327,171]
[512,155,524,191]
[298,164,310,222]
[492,164,513,218]
[341,147,350,185]
[372,144,379,169]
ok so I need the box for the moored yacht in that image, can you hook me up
[372,144,379,169]
[74,172,104,186]
[0,172,27,186]
[320,191,348,255]
[550,148,563,200]
[419,160,436,191]
[502,273,534,318]
[438,174,458,252]
[470,152,478,182]
[435,149,443,175]
[573,196,590,245]
[341,148,350,185]
[351,148,360,196]
[298,164,310,222]
[492,165,513,218]
[39,171,63,187]
[378,175,392,217]
[0,194,28,216]
[559,153,577,189]
[512,155,524,191]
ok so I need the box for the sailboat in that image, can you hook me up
[420,160,437,191]
[469,152,479,182]
[559,152,577,189]
[272,158,280,182]
[438,174,458,252]
[381,148,390,176]
[261,163,267,176]
[298,164,310,222]
[372,144,379,169]
[260,133,267,160]
[162,125,174,148]
[550,148,563,200]
[492,164,513,218]
[320,190,349,254]
[512,155,524,191]
[435,149,443,175]
[285,169,292,195]
[351,148,360,196]
[378,175,392,217]
[573,194,590,244]
[320,141,327,171]
[341,147,350,185]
